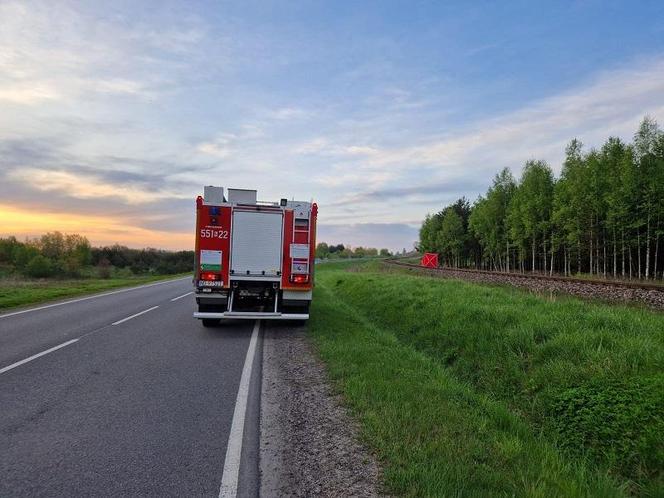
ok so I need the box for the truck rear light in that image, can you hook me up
[291,274,309,284]
[201,272,220,281]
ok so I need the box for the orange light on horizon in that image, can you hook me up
[0,204,192,250]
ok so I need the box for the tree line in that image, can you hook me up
[419,117,664,280]
[315,242,392,259]
[0,232,194,278]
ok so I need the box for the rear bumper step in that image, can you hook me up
[193,311,309,320]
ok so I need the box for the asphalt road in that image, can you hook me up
[0,277,261,497]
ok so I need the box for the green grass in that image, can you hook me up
[0,273,191,310]
[308,261,664,496]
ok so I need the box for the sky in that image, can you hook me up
[1,1,664,252]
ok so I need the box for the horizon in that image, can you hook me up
[1,1,664,252]
[0,227,397,254]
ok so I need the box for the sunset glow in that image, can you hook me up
[0,205,191,250]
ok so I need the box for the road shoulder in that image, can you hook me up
[260,323,385,497]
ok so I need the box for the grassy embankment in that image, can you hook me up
[0,273,191,311]
[309,260,663,497]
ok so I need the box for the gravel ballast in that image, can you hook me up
[260,323,385,497]
[385,262,664,311]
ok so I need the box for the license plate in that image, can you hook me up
[199,280,223,287]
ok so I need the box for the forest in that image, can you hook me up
[418,117,664,280]
[0,232,194,278]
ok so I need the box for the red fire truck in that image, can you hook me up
[193,186,317,326]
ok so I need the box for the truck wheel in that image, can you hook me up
[201,319,220,327]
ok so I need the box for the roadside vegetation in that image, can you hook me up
[0,232,193,310]
[315,242,394,260]
[309,260,663,496]
[0,274,188,311]
[419,117,664,281]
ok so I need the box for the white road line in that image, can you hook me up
[219,320,260,498]
[111,306,159,326]
[0,276,190,320]
[170,291,193,302]
[0,339,79,375]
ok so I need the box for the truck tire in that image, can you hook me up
[201,318,220,327]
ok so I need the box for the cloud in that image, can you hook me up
[0,83,60,104]
[312,169,395,190]
[350,57,664,175]
[0,1,206,106]
[0,139,198,228]
[267,107,311,120]
[182,55,664,234]
[197,141,233,158]
[293,137,380,157]
[196,128,265,159]
[300,56,664,215]
[92,78,147,96]
[129,25,207,54]
[6,168,187,205]
[293,137,329,154]
[326,178,487,206]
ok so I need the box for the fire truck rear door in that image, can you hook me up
[230,210,283,277]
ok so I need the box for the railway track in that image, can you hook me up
[383,259,664,310]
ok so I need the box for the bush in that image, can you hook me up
[12,244,39,269]
[0,236,19,263]
[550,376,664,484]
[96,258,111,279]
[130,262,149,274]
[62,255,82,277]
[114,267,133,278]
[24,255,54,278]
